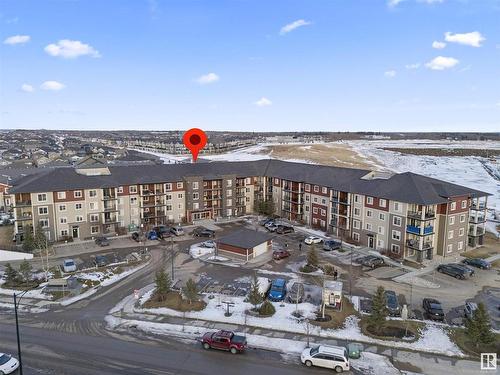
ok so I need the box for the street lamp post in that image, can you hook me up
[13,287,35,375]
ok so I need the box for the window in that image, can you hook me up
[322,187,327,194]
[393,216,402,226]
[193,192,199,200]
[305,206,309,212]
[458,241,463,250]
[377,239,384,249]
[447,244,453,253]
[74,190,83,198]
[177,182,183,189]
[378,226,384,235]
[57,192,66,199]
[76,216,83,222]
[227,190,232,197]
[313,185,319,193]
[166,205,172,211]
[392,230,401,241]
[227,209,232,216]
[321,198,326,205]
[366,223,372,231]
[177,193,183,199]
[38,193,47,202]
[394,202,400,212]
[460,214,466,223]
[89,202,97,210]
[353,220,360,229]
[193,203,199,210]
[129,186,138,194]
[61,229,68,237]
[320,219,326,227]
[448,230,454,239]
[313,207,318,214]
[192,181,199,190]
[226,179,232,187]
[305,195,310,202]
[459,228,465,236]
[379,213,385,221]
[391,244,400,253]
[305,184,310,192]
[274,178,279,184]
[91,226,99,234]
[60,217,67,224]
[354,207,361,216]
[89,190,97,197]
[352,232,360,241]
[245,178,251,184]
[75,203,82,210]
[450,202,456,211]
[313,197,318,203]
[130,197,137,205]
[59,204,67,212]
[366,210,373,217]
[354,195,360,203]
[117,186,123,194]
[166,194,172,200]
[39,219,49,228]
[320,209,326,216]
[367,196,374,204]
[165,183,172,191]
[449,216,455,225]
[245,188,250,193]
[38,207,48,215]
[379,199,387,208]
[461,200,467,209]
[227,199,232,206]
[90,214,99,222]
[178,203,183,209]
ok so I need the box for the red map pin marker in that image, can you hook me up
[183,128,207,162]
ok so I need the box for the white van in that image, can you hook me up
[301,345,350,373]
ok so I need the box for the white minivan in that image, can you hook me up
[301,345,350,373]
[63,259,77,273]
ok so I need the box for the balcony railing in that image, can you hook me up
[406,225,434,235]
[406,239,433,251]
[469,226,485,236]
[471,203,486,210]
[15,201,32,207]
[407,211,436,220]
[332,197,349,205]
[469,216,486,224]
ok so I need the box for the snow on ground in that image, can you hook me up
[351,351,401,375]
[392,273,440,289]
[0,285,52,299]
[189,243,214,259]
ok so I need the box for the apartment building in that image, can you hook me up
[8,159,489,263]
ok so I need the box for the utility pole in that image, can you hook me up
[13,287,36,375]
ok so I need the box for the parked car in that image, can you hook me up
[301,345,350,373]
[147,230,159,240]
[62,259,77,273]
[265,223,279,232]
[201,240,216,248]
[264,220,276,228]
[276,225,294,234]
[462,258,491,270]
[437,263,473,279]
[286,282,305,304]
[323,240,341,251]
[452,263,475,277]
[131,232,141,242]
[384,290,401,316]
[422,298,444,321]
[304,236,322,245]
[95,236,110,247]
[170,226,185,236]
[94,255,107,267]
[0,353,19,375]
[268,278,287,302]
[260,218,275,226]
[153,225,171,239]
[273,249,290,260]
[464,301,478,320]
[193,227,215,238]
[360,255,385,269]
[201,330,247,354]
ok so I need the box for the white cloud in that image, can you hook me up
[21,84,34,93]
[280,19,311,35]
[418,0,444,3]
[384,70,397,78]
[40,81,66,91]
[196,73,219,85]
[388,0,405,7]
[496,101,500,108]
[444,31,485,47]
[388,0,443,7]
[44,39,100,59]
[425,56,459,70]
[3,35,30,45]
[432,41,446,49]
[405,63,421,69]
[255,97,272,107]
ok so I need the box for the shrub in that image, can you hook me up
[259,300,276,316]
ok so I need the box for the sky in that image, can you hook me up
[1,0,499,132]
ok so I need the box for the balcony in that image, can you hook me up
[15,200,32,207]
[406,239,433,251]
[406,225,434,235]
[103,195,117,200]
[283,185,303,193]
[407,211,435,220]
[332,197,349,205]
[469,215,486,224]
[471,203,486,210]
[469,226,485,236]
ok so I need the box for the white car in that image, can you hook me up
[0,353,19,374]
[301,345,349,373]
[170,226,185,236]
[201,240,216,248]
[63,259,77,273]
[304,236,322,245]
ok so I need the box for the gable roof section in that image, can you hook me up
[218,228,273,249]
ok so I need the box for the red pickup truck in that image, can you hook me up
[201,330,247,354]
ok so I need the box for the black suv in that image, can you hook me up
[422,298,444,321]
[153,225,172,239]
[276,225,294,234]
[360,255,385,269]
[322,240,341,251]
[437,263,473,279]
[95,236,110,247]
[193,227,215,238]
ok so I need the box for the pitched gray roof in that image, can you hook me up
[218,228,273,249]
[8,159,490,205]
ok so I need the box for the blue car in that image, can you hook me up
[147,230,159,240]
[268,279,287,302]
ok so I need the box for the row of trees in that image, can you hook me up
[154,269,199,304]
[254,199,276,217]
[368,286,494,348]
[3,261,34,288]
